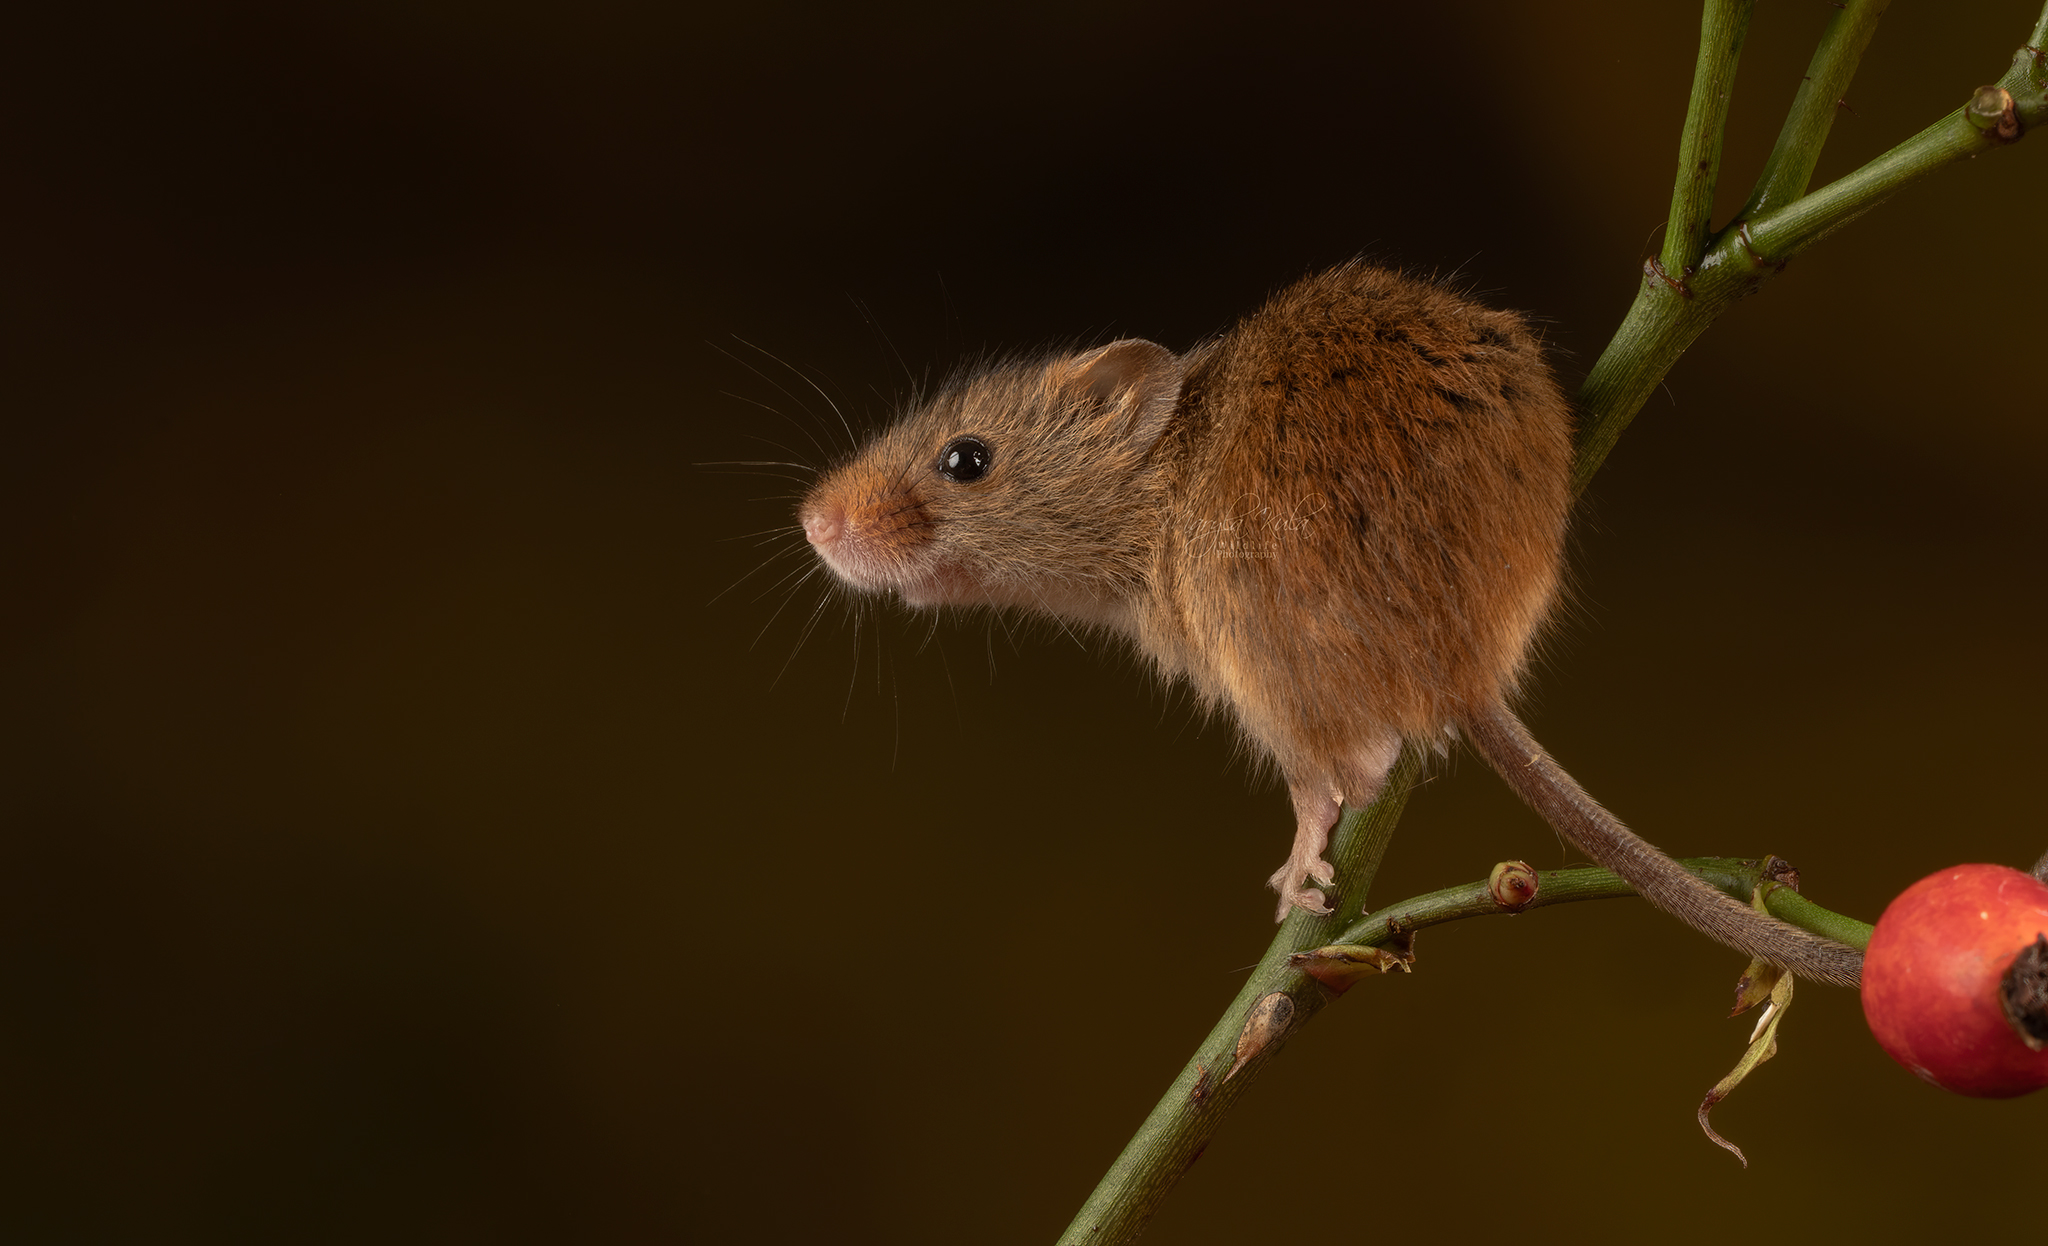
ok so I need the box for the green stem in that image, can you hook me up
[1746,40,2048,259]
[1323,857,1873,953]
[1763,883,1875,951]
[1735,0,1891,222]
[1057,747,1423,1245]
[1659,1,1755,279]
[1571,277,1719,498]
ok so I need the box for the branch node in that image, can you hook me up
[1966,85,2023,142]
[1488,860,1541,912]
[1643,257,1694,299]
[1760,855,1803,892]
[1734,224,1789,275]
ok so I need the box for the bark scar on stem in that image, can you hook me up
[1222,993,1294,1083]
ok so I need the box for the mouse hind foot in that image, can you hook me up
[1268,733,1403,921]
[1267,792,1340,921]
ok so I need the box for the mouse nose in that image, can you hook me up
[802,503,844,547]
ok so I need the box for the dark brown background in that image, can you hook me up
[8,2,2045,1241]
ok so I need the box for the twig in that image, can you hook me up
[1056,749,1423,1244]
[1734,0,1891,221]
[1659,1,1757,280]
[1323,857,1874,953]
[1575,1,2048,493]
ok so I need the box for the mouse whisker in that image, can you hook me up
[730,333,861,456]
[751,562,831,650]
[708,540,811,607]
[765,578,843,689]
[750,555,831,606]
[696,458,818,474]
[846,292,919,400]
[712,523,806,545]
[706,356,838,465]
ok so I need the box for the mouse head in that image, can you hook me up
[800,339,1182,620]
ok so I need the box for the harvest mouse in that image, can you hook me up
[798,261,1862,988]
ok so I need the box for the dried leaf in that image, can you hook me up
[1287,943,1414,994]
[1698,969,1794,1167]
[1729,957,1781,1017]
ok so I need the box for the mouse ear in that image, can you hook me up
[1059,339,1183,452]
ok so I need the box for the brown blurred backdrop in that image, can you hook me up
[7,2,2046,1242]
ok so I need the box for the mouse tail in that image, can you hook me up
[1460,702,1863,988]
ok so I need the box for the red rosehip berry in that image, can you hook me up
[1861,863,2048,1098]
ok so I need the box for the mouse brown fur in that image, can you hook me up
[799,260,1863,988]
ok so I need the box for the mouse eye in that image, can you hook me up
[937,436,994,483]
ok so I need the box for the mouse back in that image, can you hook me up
[1144,262,1574,755]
